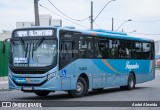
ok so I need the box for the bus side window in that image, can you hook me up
[131,41,137,59]
[79,37,87,58]
[94,38,101,58]
[119,40,124,58]
[109,39,113,58]
[119,40,131,59]
[87,36,94,58]
[134,42,142,59]
[142,42,151,59]
[97,38,109,59]
[125,40,131,59]
[109,39,120,59]
[79,36,94,58]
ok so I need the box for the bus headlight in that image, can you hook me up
[48,72,56,81]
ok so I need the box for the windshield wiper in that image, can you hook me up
[31,37,44,58]
[25,43,28,58]
[20,38,28,58]
[20,38,27,51]
[32,37,44,51]
[20,38,25,51]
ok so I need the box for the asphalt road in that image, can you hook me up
[0,70,160,110]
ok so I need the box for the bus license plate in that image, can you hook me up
[22,87,33,91]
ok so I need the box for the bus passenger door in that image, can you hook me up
[59,41,75,90]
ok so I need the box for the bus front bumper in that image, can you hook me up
[8,75,61,92]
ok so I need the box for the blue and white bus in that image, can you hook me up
[9,27,155,97]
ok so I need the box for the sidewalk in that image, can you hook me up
[0,76,9,91]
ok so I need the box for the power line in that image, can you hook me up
[113,18,160,23]
[39,3,160,32]
[131,20,160,23]
[94,22,102,29]
[39,4,89,29]
[48,0,89,22]
[129,32,160,36]
[126,31,160,35]
[98,17,160,23]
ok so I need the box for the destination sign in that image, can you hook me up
[14,30,54,37]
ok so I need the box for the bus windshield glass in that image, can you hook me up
[11,39,57,67]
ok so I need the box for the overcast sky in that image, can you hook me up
[0,0,160,41]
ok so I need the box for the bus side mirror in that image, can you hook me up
[3,38,10,54]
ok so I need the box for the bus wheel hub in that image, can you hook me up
[77,82,83,93]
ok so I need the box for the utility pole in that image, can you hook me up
[112,17,114,31]
[90,0,116,30]
[91,1,93,29]
[34,0,40,26]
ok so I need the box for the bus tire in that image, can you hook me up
[120,73,135,90]
[35,91,50,96]
[127,73,135,90]
[68,77,88,98]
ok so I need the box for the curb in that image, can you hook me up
[0,77,8,81]
[0,77,9,91]
[0,83,9,91]
[0,88,9,91]
[0,86,9,91]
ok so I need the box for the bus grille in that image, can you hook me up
[9,65,54,74]
[12,70,46,74]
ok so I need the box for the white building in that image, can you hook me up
[16,22,35,29]
[39,15,52,26]
[155,41,160,55]
[0,30,11,41]
[16,15,62,28]
[51,19,62,27]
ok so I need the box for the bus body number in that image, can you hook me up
[79,67,87,71]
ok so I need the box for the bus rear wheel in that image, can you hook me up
[35,91,50,96]
[68,77,88,98]
[127,73,135,90]
[120,73,135,90]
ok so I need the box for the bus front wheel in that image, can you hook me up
[35,91,50,96]
[68,77,88,98]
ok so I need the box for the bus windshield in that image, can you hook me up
[11,39,57,67]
